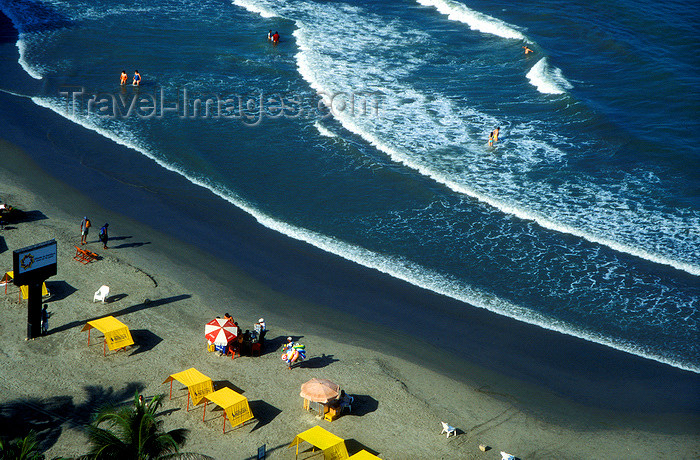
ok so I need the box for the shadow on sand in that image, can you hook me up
[345,439,381,457]
[0,384,142,454]
[43,280,77,302]
[50,294,191,335]
[344,394,378,417]
[128,329,163,356]
[248,400,282,432]
[297,353,338,369]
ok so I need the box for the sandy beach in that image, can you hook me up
[0,97,699,460]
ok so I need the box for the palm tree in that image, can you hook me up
[82,392,207,460]
[0,431,44,460]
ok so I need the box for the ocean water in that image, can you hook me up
[1,0,699,372]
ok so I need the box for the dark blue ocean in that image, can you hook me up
[1,0,699,372]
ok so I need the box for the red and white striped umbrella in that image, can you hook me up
[205,318,237,345]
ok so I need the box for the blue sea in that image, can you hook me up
[1,0,699,372]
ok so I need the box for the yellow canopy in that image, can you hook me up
[3,271,49,298]
[203,387,254,429]
[289,425,349,460]
[163,368,213,406]
[20,283,49,299]
[348,450,381,459]
[81,315,134,351]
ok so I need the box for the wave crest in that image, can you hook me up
[526,57,573,94]
[232,0,279,18]
[416,0,526,40]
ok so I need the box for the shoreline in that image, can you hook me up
[2,111,699,460]
[0,17,698,460]
[2,87,699,412]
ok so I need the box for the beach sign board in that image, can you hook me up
[12,239,57,285]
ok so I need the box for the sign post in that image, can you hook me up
[13,240,57,340]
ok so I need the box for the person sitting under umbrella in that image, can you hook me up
[338,390,353,413]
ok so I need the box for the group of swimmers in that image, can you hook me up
[267,30,280,44]
[120,70,141,86]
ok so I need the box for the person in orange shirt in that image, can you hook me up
[80,216,91,245]
[120,70,128,85]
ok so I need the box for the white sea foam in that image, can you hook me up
[0,6,30,78]
[16,38,43,80]
[416,0,526,40]
[31,96,156,163]
[314,121,337,138]
[232,0,279,18]
[526,57,573,94]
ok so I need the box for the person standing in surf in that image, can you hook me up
[132,70,141,86]
[120,70,128,85]
[268,29,272,41]
[272,31,280,44]
[488,126,500,147]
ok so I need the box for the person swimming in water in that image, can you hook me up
[120,70,128,85]
[488,126,500,146]
[133,70,141,86]
[523,45,534,55]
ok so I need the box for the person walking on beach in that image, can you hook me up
[80,216,91,245]
[133,70,141,86]
[99,223,109,249]
[120,70,128,85]
[41,304,49,336]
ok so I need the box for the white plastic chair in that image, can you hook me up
[93,285,109,303]
[440,421,456,438]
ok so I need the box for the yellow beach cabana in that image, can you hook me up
[201,387,254,433]
[289,425,349,460]
[163,368,213,411]
[81,315,134,356]
[2,271,49,298]
[348,450,381,459]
